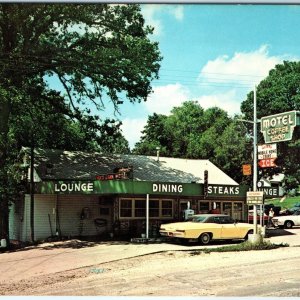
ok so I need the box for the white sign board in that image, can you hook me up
[246,191,264,205]
[257,143,277,160]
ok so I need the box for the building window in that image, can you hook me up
[119,198,173,219]
[150,200,159,217]
[161,200,172,217]
[199,201,210,214]
[120,199,132,217]
[223,202,232,216]
[233,202,243,221]
[135,200,146,217]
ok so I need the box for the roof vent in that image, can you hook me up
[156,146,160,162]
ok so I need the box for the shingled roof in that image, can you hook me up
[21,147,238,185]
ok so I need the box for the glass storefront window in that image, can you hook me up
[119,198,173,219]
[162,200,172,217]
[135,199,146,217]
[223,202,232,216]
[150,200,159,217]
[120,199,132,217]
[233,202,243,221]
[199,201,210,214]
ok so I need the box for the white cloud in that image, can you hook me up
[141,5,164,36]
[121,45,300,148]
[141,5,184,36]
[196,45,300,115]
[194,90,241,117]
[199,45,287,86]
[167,6,184,21]
[121,118,147,149]
[121,84,189,149]
[145,83,190,115]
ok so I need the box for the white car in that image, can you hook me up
[272,210,300,229]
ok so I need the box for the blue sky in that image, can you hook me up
[116,4,300,149]
[47,4,300,149]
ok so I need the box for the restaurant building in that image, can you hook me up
[9,147,250,242]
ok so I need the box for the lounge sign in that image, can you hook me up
[261,111,299,143]
[54,182,94,193]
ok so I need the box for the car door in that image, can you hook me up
[294,211,300,225]
[220,216,240,239]
[206,216,222,239]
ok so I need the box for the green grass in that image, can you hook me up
[190,240,289,255]
[265,195,300,210]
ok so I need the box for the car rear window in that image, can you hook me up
[191,216,207,223]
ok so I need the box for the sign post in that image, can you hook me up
[253,86,258,235]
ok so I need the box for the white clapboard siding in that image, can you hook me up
[8,202,18,240]
[17,194,113,241]
[20,195,56,241]
[57,195,112,237]
[33,195,56,241]
[21,195,31,242]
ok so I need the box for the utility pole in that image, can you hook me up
[253,85,258,235]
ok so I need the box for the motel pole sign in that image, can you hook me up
[261,111,300,143]
[257,143,277,168]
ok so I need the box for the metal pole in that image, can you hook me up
[146,194,149,238]
[253,86,258,235]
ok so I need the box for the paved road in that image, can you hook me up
[0,227,299,296]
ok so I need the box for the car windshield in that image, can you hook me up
[190,216,207,223]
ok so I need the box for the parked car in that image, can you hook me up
[281,207,300,215]
[248,210,269,224]
[272,210,300,229]
[159,214,257,245]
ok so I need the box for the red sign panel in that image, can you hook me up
[258,158,277,168]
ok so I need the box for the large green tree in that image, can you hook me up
[0,3,161,240]
[241,61,300,190]
[134,101,250,182]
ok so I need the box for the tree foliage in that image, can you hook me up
[241,61,300,189]
[0,3,161,239]
[134,101,251,183]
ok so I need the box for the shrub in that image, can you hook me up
[190,240,289,255]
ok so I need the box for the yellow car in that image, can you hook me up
[159,214,256,245]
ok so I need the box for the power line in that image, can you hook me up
[160,67,266,78]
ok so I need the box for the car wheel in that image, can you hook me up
[244,229,253,240]
[199,233,211,245]
[284,220,294,229]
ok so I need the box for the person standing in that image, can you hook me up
[268,207,275,227]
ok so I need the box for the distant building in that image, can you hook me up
[258,173,286,197]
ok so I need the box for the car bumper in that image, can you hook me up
[159,231,185,238]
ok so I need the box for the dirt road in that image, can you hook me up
[1,229,300,296]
